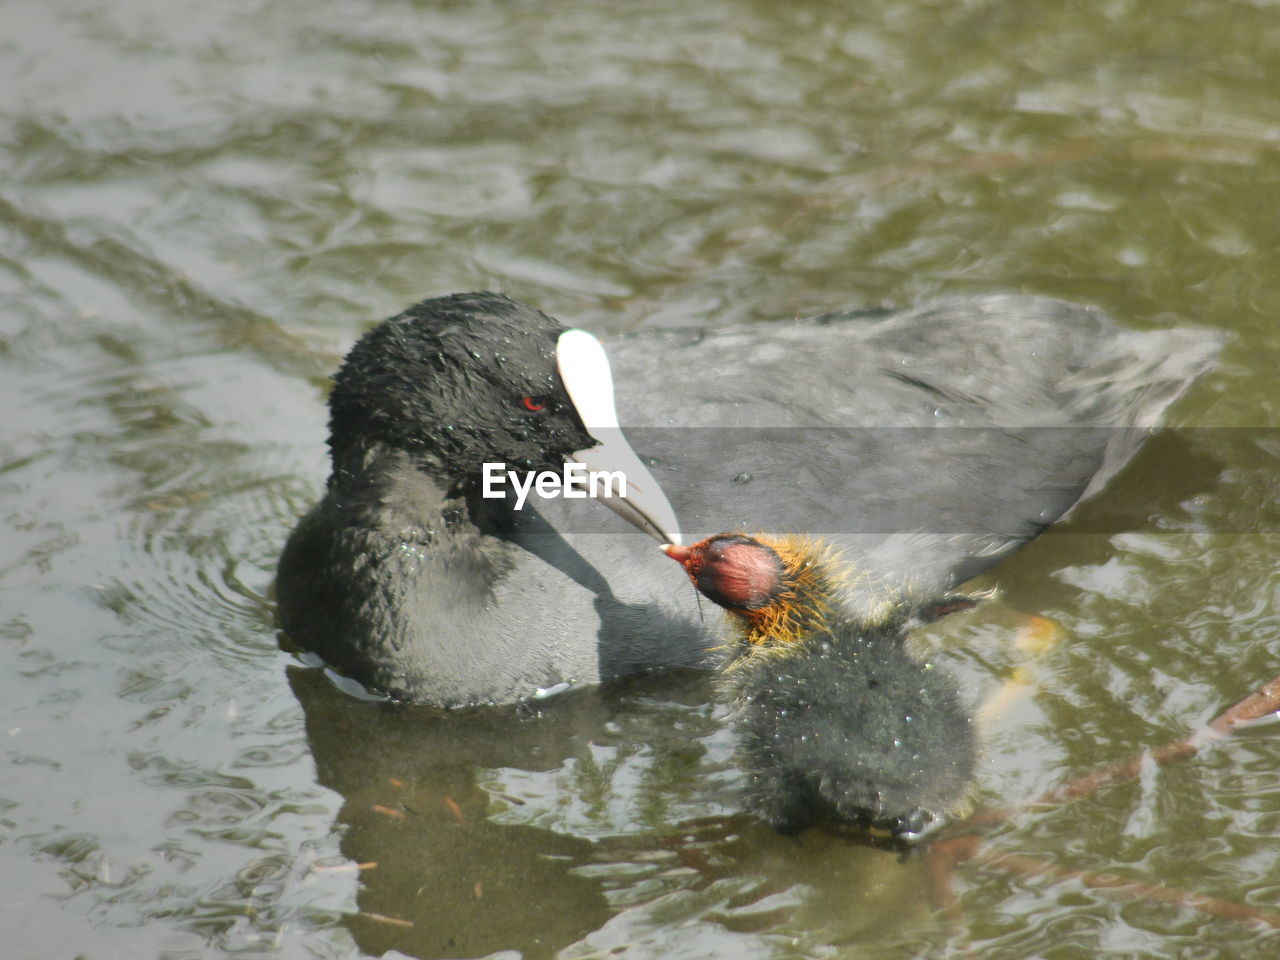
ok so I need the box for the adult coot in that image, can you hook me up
[664,532,982,838]
[276,292,1219,706]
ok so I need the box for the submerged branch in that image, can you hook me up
[928,672,1280,935]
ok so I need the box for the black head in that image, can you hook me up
[328,293,597,486]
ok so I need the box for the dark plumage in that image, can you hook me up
[327,293,594,482]
[667,533,978,838]
[276,291,1220,706]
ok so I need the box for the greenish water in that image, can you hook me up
[2,0,1279,958]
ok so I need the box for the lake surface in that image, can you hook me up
[2,0,1279,957]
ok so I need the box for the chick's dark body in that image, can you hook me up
[729,615,975,837]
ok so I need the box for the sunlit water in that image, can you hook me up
[2,0,1279,957]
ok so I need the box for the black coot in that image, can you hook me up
[276,291,1219,706]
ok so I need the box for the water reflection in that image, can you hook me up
[289,664,954,957]
[290,666,681,958]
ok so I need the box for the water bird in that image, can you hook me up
[664,532,982,838]
[276,291,1219,706]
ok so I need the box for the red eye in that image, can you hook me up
[520,395,546,412]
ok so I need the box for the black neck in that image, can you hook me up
[326,439,519,539]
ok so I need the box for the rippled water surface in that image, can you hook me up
[3,0,1279,957]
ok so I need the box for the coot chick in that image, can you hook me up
[665,533,980,839]
[277,291,1219,706]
